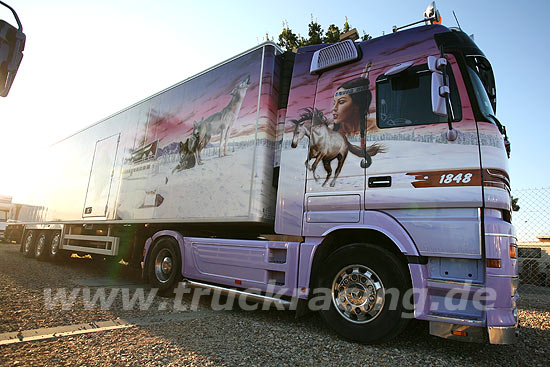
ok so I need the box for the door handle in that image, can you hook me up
[368,176,392,188]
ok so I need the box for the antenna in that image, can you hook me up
[452,11,462,30]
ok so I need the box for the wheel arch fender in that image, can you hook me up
[305,211,421,294]
[142,230,185,281]
[323,210,419,256]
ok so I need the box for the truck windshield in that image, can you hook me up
[465,56,496,121]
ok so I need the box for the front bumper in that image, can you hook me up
[430,321,519,344]
[488,324,520,344]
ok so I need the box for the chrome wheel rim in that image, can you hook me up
[332,264,385,324]
[23,232,33,254]
[50,233,60,255]
[36,235,46,257]
[154,248,174,283]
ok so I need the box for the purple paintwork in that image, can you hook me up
[409,263,430,320]
[483,214,518,326]
[486,302,518,327]
[310,210,421,256]
[296,237,323,299]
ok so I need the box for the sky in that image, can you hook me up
[0,0,548,202]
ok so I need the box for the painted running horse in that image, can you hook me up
[290,108,384,187]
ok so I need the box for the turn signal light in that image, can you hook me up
[452,330,467,337]
[510,244,517,259]
[487,259,501,268]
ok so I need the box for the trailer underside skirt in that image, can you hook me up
[0,311,215,345]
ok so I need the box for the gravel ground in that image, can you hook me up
[0,242,549,366]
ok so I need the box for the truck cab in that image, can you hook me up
[274,24,516,344]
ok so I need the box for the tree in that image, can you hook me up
[277,16,372,52]
[278,20,303,52]
[305,15,324,46]
[325,24,341,44]
[361,31,372,41]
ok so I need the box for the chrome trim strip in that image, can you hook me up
[185,280,291,307]
[15,216,273,225]
[247,45,265,216]
[485,233,516,238]
[192,242,267,248]
[427,314,484,326]
[427,278,483,287]
[64,234,118,242]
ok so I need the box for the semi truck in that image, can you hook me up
[12,4,518,344]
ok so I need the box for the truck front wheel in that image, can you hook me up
[316,243,410,344]
[146,237,182,297]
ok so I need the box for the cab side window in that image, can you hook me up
[376,64,461,128]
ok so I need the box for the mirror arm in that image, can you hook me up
[0,1,22,31]
[439,46,457,141]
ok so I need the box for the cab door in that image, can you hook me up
[302,65,368,236]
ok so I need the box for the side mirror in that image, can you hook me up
[0,2,25,97]
[428,56,448,116]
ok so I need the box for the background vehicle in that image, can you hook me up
[3,203,44,243]
[0,195,12,241]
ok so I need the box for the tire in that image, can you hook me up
[34,231,51,261]
[146,237,182,297]
[21,230,36,258]
[315,243,411,344]
[47,231,70,262]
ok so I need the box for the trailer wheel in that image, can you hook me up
[21,230,36,258]
[34,231,51,261]
[315,243,410,344]
[47,231,69,262]
[147,237,182,297]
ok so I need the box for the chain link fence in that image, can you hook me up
[512,187,550,293]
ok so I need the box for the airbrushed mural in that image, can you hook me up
[282,48,507,195]
[115,45,279,221]
[276,29,508,237]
